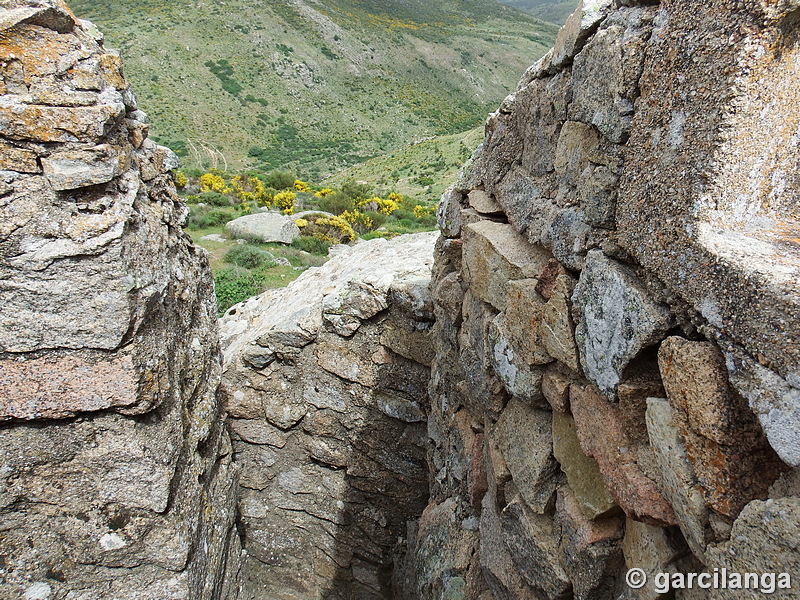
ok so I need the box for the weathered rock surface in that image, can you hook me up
[706,498,800,600]
[419,0,798,597]
[573,250,674,399]
[0,3,239,598]
[224,211,301,244]
[220,233,437,599]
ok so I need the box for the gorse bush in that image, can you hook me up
[223,244,274,269]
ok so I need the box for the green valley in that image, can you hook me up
[69,0,558,179]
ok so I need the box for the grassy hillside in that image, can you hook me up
[497,0,577,24]
[69,0,558,179]
[324,126,484,204]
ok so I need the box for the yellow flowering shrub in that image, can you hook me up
[294,218,308,228]
[413,204,435,219]
[273,190,296,214]
[376,197,399,215]
[312,215,356,243]
[199,173,228,194]
[314,188,334,198]
[340,210,374,232]
[294,179,311,192]
[174,170,188,188]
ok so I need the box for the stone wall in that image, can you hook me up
[218,233,437,600]
[418,0,800,598]
[0,2,239,598]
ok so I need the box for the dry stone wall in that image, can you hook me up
[0,2,239,598]
[418,0,800,599]
[218,233,438,600]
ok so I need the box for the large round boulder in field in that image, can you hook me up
[225,211,301,244]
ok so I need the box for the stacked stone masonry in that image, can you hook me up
[0,2,239,598]
[422,0,799,599]
[218,233,437,600]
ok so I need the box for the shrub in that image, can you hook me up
[187,206,239,229]
[198,191,231,206]
[317,191,355,215]
[223,244,274,269]
[293,179,311,192]
[308,215,356,243]
[214,267,263,315]
[364,210,387,229]
[199,173,229,193]
[340,210,374,233]
[291,235,331,255]
[273,190,296,214]
[266,170,296,190]
[340,178,372,201]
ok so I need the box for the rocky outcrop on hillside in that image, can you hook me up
[219,233,437,600]
[419,0,800,598]
[0,2,239,598]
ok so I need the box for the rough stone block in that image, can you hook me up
[645,397,709,559]
[479,491,541,600]
[504,279,552,366]
[492,398,558,514]
[225,212,301,244]
[706,498,800,600]
[542,365,573,412]
[0,351,138,420]
[536,0,615,75]
[467,189,502,214]
[622,520,694,600]
[42,145,127,190]
[0,142,39,173]
[487,314,545,405]
[501,497,572,599]
[0,102,124,143]
[573,249,674,399]
[542,207,592,271]
[437,188,465,238]
[556,486,624,600]
[540,269,581,372]
[462,220,550,310]
[552,411,617,519]
[725,349,800,468]
[568,7,655,143]
[571,384,676,526]
[659,337,787,516]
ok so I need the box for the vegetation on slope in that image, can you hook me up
[497,0,578,24]
[179,167,438,313]
[69,0,557,177]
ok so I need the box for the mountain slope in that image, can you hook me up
[497,0,577,24]
[70,0,558,178]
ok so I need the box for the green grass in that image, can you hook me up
[68,0,557,176]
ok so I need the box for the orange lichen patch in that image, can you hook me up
[0,141,39,172]
[98,53,126,90]
[0,25,84,80]
[0,102,123,143]
[0,352,139,420]
[769,220,800,251]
